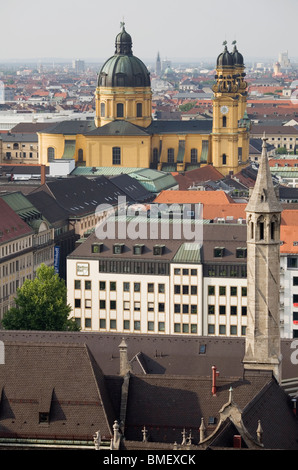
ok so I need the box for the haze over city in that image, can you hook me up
[1,0,297,63]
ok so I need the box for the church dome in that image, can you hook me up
[232,43,244,67]
[217,43,234,67]
[98,24,151,88]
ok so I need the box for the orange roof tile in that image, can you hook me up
[281,210,298,226]
[269,159,298,167]
[201,204,246,220]
[280,225,298,253]
[154,190,235,205]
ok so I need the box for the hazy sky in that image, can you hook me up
[1,0,297,63]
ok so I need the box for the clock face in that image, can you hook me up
[220,105,229,114]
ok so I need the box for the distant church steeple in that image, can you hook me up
[156,52,161,76]
[244,134,283,382]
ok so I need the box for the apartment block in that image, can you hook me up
[0,199,34,319]
[67,216,250,337]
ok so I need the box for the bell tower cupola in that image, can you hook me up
[95,22,152,128]
[211,41,250,176]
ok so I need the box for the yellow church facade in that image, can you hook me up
[38,27,250,177]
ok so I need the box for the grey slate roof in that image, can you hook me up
[26,190,69,225]
[0,341,115,443]
[32,175,127,217]
[39,119,96,135]
[108,174,153,202]
[0,133,38,142]
[0,331,297,449]
[85,119,150,136]
[146,119,213,135]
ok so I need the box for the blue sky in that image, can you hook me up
[0,0,296,62]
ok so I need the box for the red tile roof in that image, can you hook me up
[280,225,298,253]
[0,198,32,243]
[269,159,298,167]
[154,190,235,205]
[172,165,224,190]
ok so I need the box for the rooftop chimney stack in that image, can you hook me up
[119,338,131,376]
[212,365,219,396]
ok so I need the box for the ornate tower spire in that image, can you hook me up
[244,134,283,382]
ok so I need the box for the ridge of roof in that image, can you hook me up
[85,120,150,136]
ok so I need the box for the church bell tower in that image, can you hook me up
[212,41,250,176]
[243,135,283,382]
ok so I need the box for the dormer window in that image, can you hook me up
[153,244,165,255]
[113,243,124,254]
[92,243,103,253]
[214,247,224,258]
[39,412,49,425]
[133,244,144,255]
[236,247,247,258]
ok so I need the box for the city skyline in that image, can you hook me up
[0,0,297,63]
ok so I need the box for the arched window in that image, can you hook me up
[47,147,55,162]
[137,103,142,117]
[270,215,278,240]
[257,216,265,241]
[112,147,121,165]
[100,102,105,117]
[117,103,124,118]
[222,154,227,165]
[78,149,84,162]
[190,148,198,163]
[251,221,254,240]
[167,148,175,163]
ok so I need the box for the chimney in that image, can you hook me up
[292,398,297,416]
[40,164,46,185]
[233,435,242,448]
[212,365,219,396]
[119,338,131,376]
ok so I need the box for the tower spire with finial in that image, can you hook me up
[244,133,283,383]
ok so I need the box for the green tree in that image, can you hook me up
[2,264,79,331]
[179,102,197,112]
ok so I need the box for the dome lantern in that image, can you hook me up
[216,41,234,68]
[115,21,133,55]
[232,40,244,67]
